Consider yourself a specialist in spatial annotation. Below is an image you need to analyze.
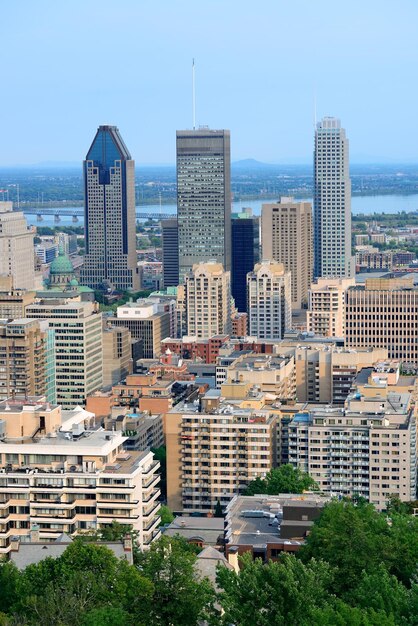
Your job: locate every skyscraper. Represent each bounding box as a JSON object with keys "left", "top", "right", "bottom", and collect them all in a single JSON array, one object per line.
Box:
[
  {"left": 177, "top": 129, "right": 231, "bottom": 280},
  {"left": 80, "top": 125, "right": 140, "bottom": 291},
  {"left": 262, "top": 198, "right": 313, "bottom": 309},
  {"left": 161, "top": 218, "right": 179, "bottom": 288},
  {"left": 314, "top": 117, "right": 354, "bottom": 278},
  {"left": 231, "top": 209, "right": 259, "bottom": 312}
]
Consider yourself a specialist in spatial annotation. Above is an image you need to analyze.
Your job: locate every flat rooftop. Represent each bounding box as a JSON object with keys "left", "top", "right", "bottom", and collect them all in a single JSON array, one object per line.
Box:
[
  {"left": 225, "top": 494, "right": 330, "bottom": 547},
  {"left": 0, "top": 397, "right": 58, "bottom": 413}
]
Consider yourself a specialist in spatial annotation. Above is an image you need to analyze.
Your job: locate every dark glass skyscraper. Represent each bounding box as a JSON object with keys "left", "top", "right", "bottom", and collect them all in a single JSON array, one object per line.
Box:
[
  {"left": 161, "top": 218, "right": 179, "bottom": 288},
  {"left": 80, "top": 125, "right": 140, "bottom": 291},
  {"left": 177, "top": 129, "right": 231, "bottom": 281},
  {"left": 231, "top": 210, "right": 259, "bottom": 312}
]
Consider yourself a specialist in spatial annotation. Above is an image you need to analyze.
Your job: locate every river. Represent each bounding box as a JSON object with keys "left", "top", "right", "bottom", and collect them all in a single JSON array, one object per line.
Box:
[{"left": 26, "top": 194, "right": 418, "bottom": 228}]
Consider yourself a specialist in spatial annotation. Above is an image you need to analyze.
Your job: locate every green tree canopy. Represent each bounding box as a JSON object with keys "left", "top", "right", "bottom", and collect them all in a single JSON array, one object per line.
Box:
[
  {"left": 136, "top": 535, "right": 216, "bottom": 626},
  {"left": 299, "top": 499, "right": 418, "bottom": 595},
  {"left": 243, "top": 464, "right": 318, "bottom": 496}
]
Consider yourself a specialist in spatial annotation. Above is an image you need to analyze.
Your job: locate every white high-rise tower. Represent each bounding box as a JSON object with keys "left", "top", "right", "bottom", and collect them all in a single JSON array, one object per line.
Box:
[{"left": 314, "top": 117, "right": 353, "bottom": 278}]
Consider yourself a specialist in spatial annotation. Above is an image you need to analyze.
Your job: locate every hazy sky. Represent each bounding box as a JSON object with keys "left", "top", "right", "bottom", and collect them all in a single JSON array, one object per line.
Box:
[{"left": 2, "top": 0, "right": 418, "bottom": 165}]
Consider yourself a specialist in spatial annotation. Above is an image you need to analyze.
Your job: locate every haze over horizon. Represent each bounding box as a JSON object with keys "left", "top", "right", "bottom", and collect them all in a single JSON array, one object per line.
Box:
[{"left": 2, "top": 0, "right": 418, "bottom": 166}]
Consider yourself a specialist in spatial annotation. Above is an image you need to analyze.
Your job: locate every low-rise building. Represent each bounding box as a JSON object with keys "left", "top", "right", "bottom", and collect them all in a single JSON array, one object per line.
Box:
[
  {"left": 161, "top": 335, "right": 229, "bottom": 364},
  {"left": 224, "top": 493, "right": 330, "bottom": 563}
]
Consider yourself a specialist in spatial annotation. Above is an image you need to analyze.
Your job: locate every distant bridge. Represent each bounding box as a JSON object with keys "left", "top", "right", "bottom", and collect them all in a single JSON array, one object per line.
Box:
[{"left": 21, "top": 208, "right": 174, "bottom": 221}]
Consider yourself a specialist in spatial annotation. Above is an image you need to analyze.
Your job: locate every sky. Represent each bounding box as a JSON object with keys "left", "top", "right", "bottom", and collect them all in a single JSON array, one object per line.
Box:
[{"left": 2, "top": 0, "right": 418, "bottom": 166}]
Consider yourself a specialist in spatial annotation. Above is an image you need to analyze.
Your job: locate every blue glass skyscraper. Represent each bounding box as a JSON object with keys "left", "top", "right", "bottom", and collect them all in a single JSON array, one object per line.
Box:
[{"left": 80, "top": 125, "right": 140, "bottom": 291}]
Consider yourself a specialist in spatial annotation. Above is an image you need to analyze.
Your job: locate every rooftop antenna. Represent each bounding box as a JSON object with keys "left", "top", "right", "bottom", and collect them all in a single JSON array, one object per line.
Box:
[
  {"left": 192, "top": 58, "right": 196, "bottom": 130},
  {"left": 313, "top": 89, "right": 317, "bottom": 128}
]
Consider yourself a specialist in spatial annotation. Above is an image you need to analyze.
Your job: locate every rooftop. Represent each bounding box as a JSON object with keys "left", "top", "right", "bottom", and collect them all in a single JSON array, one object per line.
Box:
[{"left": 225, "top": 494, "right": 330, "bottom": 547}]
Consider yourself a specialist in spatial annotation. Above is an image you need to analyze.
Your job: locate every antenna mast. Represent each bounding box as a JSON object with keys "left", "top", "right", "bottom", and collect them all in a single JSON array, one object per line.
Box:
[{"left": 192, "top": 58, "right": 196, "bottom": 130}]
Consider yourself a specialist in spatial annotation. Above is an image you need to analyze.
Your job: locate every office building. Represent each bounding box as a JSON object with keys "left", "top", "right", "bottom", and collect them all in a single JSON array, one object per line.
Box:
[
  {"left": 307, "top": 277, "right": 355, "bottom": 337},
  {"left": 26, "top": 300, "right": 103, "bottom": 409},
  {"left": 108, "top": 300, "right": 170, "bottom": 358},
  {"left": 231, "top": 209, "right": 259, "bottom": 312},
  {"left": 0, "top": 398, "right": 161, "bottom": 553},
  {"left": 285, "top": 380, "right": 417, "bottom": 510},
  {"left": 166, "top": 384, "right": 277, "bottom": 511},
  {"left": 161, "top": 218, "right": 179, "bottom": 288},
  {"left": 313, "top": 117, "right": 354, "bottom": 278},
  {"left": 261, "top": 198, "right": 312, "bottom": 309},
  {"left": 0, "top": 202, "right": 36, "bottom": 290},
  {"left": 247, "top": 261, "right": 291, "bottom": 340},
  {"left": 346, "top": 276, "right": 418, "bottom": 362},
  {"left": 177, "top": 129, "right": 231, "bottom": 280},
  {"left": 35, "top": 242, "right": 59, "bottom": 265},
  {"left": 185, "top": 262, "right": 231, "bottom": 339},
  {"left": 102, "top": 325, "right": 132, "bottom": 386},
  {"left": 80, "top": 125, "right": 140, "bottom": 291}
]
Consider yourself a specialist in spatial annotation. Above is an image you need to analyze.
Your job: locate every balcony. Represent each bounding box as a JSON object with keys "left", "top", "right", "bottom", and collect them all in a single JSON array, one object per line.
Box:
[
  {"left": 143, "top": 501, "right": 161, "bottom": 521},
  {"left": 143, "top": 513, "right": 160, "bottom": 533}
]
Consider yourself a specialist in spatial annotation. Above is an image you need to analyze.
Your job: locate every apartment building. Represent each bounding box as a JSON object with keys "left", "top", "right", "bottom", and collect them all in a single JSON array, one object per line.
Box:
[
  {"left": 185, "top": 262, "right": 232, "bottom": 339},
  {"left": 274, "top": 343, "right": 388, "bottom": 404},
  {"left": 261, "top": 198, "right": 313, "bottom": 309},
  {"left": 0, "top": 319, "right": 55, "bottom": 402},
  {"left": 26, "top": 300, "right": 103, "bottom": 409},
  {"left": 222, "top": 353, "right": 296, "bottom": 401},
  {"left": 247, "top": 261, "right": 292, "bottom": 340},
  {"left": 166, "top": 384, "right": 277, "bottom": 512},
  {"left": 285, "top": 383, "right": 416, "bottom": 510},
  {"left": 345, "top": 276, "right": 418, "bottom": 362},
  {"left": 307, "top": 277, "right": 355, "bottom": 337},
  {"left": 0, "top": 277, "right": 36, "bottom": 318},
  {"left": 355, "top": 250, "right": 393, "bottom": 272},
  {"left": 0, "top": 398, "right": 161, "bottom": 554}
]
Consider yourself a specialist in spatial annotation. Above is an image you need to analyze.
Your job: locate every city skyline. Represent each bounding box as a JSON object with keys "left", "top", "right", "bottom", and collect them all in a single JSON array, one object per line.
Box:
[{"left": 2, "top": 1, "right": 418, "bottom": 165}]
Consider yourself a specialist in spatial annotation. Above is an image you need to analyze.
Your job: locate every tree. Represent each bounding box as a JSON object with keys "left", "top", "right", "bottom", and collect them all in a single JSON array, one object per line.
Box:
[
  {"left": 243, "top": 464, "right": 318, "bottom": 496},
  {"left": 136, "top": 536, "right": 216, "bottom": 626},
  {"left": 214, "top": 500, "right": 223, "bottom": 518},
  {"left": 387, "top": 513, "right": 418, "bottom": 587},
  {"left": 0, "top": 562, "right": 20, "bottom": 615},
  {"left": 299, "top": 500, "right": 393, "bottom": 595},
  {"left": 346, "top": 566, "right": 411, "bottom": 622},
  {"left": 217, "top": 552, "right": 333, "bottom": 626},
  {"left": 81, "top": 607, "right": 132, "bottom": 626},
  {"left": 13, "top": 541, "right": 152, "bottom": 625},
  {"left": 159, "top": 504, "right": 174, "bottom": 526}
]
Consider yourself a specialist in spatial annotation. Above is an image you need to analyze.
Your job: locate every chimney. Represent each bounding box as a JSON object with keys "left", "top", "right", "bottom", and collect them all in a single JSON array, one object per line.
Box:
[
  {"left": 123, "top": 534, "right": 133, "bottom": 565},
  {"left": 227, "top": 546, "right": 240, "bottom": 573},
  {"left": 30, "top": 523, "right": 40, "bottom": 543}
]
